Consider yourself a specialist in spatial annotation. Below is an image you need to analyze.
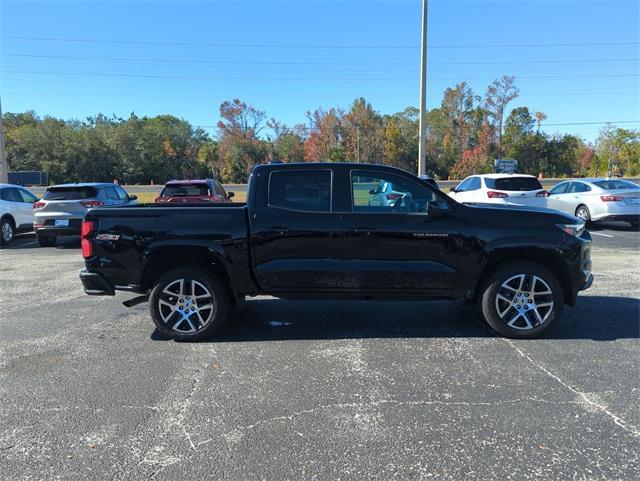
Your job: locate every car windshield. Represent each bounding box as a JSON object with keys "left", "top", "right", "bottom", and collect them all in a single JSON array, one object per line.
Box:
[
  {"left": 593, "top": 180, "right": 640, "bottom": 190},
  {"left": 485, "top": 177, "right": 543, "bottom": 191},
  {"left": 43, "top": 186, "right": 98, "bottom": 200},
  {"left": 161, "top": 184, "right": 209, "bottom": 197}
]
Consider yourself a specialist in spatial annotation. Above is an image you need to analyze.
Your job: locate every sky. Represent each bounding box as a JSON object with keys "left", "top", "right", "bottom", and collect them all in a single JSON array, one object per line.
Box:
[{"left": 1, "top": 0, "right": 638, "bottom": 142}]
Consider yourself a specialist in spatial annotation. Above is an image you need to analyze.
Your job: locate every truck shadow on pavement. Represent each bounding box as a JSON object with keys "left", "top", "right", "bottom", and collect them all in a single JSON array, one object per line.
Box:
[{"left": 151, "top": 296, "right": 639, "bottom": 343}]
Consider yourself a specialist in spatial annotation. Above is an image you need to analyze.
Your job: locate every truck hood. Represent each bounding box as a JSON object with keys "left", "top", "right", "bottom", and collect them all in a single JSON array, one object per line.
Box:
[{"left": 462, "top": 202, "right": 579, "bottom": 223}]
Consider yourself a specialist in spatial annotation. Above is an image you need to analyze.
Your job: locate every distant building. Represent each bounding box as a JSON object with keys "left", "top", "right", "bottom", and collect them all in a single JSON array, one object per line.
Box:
[{"left": 7, "top": 171, "right": 49, "bottom": 186}]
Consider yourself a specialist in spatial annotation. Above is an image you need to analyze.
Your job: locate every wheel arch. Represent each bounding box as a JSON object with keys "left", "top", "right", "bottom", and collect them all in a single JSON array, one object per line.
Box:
[
  {"left": 474, "top": 247, "right": 575, "bottom": 306},
  {"left": 1, "top": 213, "right": 16, "bottom": 228},
  {"left": 140, "top": 245, "right": 241, "bottom": 308}
]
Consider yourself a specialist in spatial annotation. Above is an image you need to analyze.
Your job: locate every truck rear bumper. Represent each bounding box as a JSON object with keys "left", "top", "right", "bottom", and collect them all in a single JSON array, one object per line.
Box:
[{"left": 80, "top": 269, "right": 115, "bottom": 295}]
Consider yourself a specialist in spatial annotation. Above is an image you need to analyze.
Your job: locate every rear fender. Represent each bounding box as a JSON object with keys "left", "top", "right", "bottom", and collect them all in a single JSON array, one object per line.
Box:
[{"left": 140, "top": 240, "right": 241, "bottom": 306}]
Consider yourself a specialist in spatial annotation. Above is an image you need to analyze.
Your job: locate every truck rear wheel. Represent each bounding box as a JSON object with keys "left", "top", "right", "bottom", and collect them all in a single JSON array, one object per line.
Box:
[
  {"left": 479, "top": 261, "right": 563, "bottom": 339},
  {"left": 149, "top": 267, "right": 229, "bottom": 341}
]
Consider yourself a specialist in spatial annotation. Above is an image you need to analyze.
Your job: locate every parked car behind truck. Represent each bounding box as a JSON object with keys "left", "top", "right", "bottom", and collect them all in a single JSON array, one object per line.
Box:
[
  {"left": 547, "top": 178, "right": 640, "bottom": 229},
  {"left": 79, "top": 163, "right": 593, "bottom": 341},
  {"left": 0, "top": 183, "right": 38, "bottom": 245},
  {"left": 34, "top": 183, "right": 137, "bottom": 246},
  {"left": 155, "top": 179, "right": 234, "bottom": 204}
]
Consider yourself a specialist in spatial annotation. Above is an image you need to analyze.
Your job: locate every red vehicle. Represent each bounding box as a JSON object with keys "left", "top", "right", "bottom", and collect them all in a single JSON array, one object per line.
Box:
[{"left": 155, "top": 179, "right": 234, "bottom": 204}]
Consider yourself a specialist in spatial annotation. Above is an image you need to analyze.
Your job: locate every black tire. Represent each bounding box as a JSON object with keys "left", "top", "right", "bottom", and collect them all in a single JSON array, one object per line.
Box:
[
  {"left": 0, "top": 217, "right": 15, "bottom": 246},
  {"left": 575, "top": 205, "right": 591, "bottom": 223},
  {"left": 149, "top": 267, "right": 229, "bottom": 341},
  {"left": 479, "top": 261, "right": 564, "bottom": 339},
  {"left": 37, "top": 234, "right": 56, "bottom": 247}
]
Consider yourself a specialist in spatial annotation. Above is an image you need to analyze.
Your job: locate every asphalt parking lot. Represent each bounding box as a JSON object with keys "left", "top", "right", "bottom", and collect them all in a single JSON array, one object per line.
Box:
[{"left": 1, "top": 225, "right": 638, "bottom": 480}]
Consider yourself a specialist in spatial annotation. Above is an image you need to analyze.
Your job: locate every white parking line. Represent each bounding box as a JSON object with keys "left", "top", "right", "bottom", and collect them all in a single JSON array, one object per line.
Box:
[{"left": 590, "top": 232, "right": 614, "bottom": 238}]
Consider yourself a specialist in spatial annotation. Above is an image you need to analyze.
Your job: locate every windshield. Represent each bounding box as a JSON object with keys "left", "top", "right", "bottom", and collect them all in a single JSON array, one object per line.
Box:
[
  {"left": 161, "top": 184, "right": 210, "bottom": 197},
  {"left": 593, "top": 180, "right": 640, "bottom": 190},
  {"left": 43, "top": 186, "right": 98, "bottom": 200},
  {"left": 485, "top": 177, "right": 543, "bottom": 191}
]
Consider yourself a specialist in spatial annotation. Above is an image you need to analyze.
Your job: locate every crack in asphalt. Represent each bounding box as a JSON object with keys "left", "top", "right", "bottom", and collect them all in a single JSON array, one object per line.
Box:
[
  {"left": 504, "top": 339, "right": 640, "bottom": 438},
  {"left": 194, "top": 395, "right": 592, "bottom": 447}
]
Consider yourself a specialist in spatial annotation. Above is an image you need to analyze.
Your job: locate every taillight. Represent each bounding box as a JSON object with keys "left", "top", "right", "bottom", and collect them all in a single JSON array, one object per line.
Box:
[
  {"left": 154, "top": 197, "right": 165, "bottom": 203},
  {"left": 536, "top": 190, "right": 549, "bottom": 197},
  {"left": 33, "top": 201, "right": 46, "bottom": 209},
  {"left": 81, "top": 220, "right": 95, "bottom": 258},
  {"left": 487, "top": 191, "right": 508, "bottom": 198},
  {"left": 386, "top": 193, "right": 404, "bottom": 200},
  {"left": 81, "top": 200, "right": 104, "bottom": 208},
  {"left": 600, "top": 195, "right": 623, "bottom": 202}
]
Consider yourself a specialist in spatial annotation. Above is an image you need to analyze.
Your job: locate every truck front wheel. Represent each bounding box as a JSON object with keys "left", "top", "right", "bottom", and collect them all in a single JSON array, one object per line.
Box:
[
  {"left": 149, "top": 267, "right": 229, "bottom": 341},
  {"left": 479, "top": 261, "right": 564, "bottom": 339}
]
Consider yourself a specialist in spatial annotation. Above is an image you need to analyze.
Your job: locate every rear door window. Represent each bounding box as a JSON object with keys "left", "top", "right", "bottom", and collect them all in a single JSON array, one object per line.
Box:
[
  {"left": 268, "top": 170, "right": 331, "bottom": 212},
  {"left": 485, "top": 177, "right": 542, "bottom": 191},
  {"left": 44, "top": 187, "right": 97, "bottom": 200},
  {"left": 567, "top": 182, "right": 591, "bottom": 193}
]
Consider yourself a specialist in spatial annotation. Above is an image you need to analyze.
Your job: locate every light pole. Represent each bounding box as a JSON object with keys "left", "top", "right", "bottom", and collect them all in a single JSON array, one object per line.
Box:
[
  {"left": 417, "top": 0, "right": 428, "bottom": 176},
  {"left": 0, "top": 96, "right": 7, "bottom": 183}
]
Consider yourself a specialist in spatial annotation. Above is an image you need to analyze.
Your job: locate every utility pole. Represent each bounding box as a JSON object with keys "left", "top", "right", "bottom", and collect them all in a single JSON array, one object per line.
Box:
[
  {"left": 0, "top": 96, "right": 7, "bottom": 183},
  {"left": 417, "top": 0, "right": 428, "bottom": 176}
]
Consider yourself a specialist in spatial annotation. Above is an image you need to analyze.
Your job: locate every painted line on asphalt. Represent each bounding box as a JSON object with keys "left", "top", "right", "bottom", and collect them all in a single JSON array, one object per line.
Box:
[{"left": 590, "top": 232, "right": 614, "bottom": 238}]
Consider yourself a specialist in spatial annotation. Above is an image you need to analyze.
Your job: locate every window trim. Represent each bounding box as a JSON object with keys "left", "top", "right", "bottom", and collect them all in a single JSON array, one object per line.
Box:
[{"left": 266, "top": 169, "right": 334, "bottom": 214}]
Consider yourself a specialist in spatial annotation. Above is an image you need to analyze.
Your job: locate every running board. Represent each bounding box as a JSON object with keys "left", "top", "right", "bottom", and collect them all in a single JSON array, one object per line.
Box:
[{"left": 122, "top": 295, "right": 149, "bottom": 308}]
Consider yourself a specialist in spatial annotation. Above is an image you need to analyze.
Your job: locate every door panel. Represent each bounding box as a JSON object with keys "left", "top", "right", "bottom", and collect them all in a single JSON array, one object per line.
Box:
[
  {"left": 342, "top": 170, "right": 460, "bottom": 293},
  {"left": 251, "top": 170, "right": 343, "bottom": 291}
]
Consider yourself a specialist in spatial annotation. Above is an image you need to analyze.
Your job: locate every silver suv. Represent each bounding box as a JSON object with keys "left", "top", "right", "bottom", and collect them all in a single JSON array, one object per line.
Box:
[{"left": 34, "top": 183, "right": 137, "bottom": 246}]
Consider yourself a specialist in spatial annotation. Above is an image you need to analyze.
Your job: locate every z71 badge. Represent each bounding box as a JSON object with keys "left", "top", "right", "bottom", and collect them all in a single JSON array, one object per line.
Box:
[{"left": 96, "top": 233, "right": 121, "bottom": 241}]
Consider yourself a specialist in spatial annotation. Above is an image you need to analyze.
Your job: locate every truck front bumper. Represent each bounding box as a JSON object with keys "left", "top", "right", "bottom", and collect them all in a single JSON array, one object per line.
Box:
[{"left": 80, "top": 269, "right": 115, "bottom": 295}]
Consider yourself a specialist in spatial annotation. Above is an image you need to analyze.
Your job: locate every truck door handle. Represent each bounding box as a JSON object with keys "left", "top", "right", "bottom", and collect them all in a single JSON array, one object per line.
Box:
[
  {"left": 267, "top": 226, "right": 289, "bottom": 234},
  {"left": 353, "top": 227, "right": 376, "bottom": 234}
]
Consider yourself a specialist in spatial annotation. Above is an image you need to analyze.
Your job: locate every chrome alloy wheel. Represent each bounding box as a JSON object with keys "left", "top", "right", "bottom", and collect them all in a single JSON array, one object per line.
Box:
[
  {"left": 1, "top": 222, "right": 14, "bottom": 243},
  {"left": 495, "top": 274, "right": 554, "bottom": 330},
  {"left": 158, "top": 279, "right": 216, "bottom": 333},
  {"left": 576, "top": 207, "right": 590, "bottom": 221}
]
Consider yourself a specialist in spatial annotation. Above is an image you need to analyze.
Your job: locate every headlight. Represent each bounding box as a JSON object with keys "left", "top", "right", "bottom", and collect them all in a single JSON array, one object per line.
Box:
[{"left": 557, "top": 222, "right": 585, "bottom": 237}]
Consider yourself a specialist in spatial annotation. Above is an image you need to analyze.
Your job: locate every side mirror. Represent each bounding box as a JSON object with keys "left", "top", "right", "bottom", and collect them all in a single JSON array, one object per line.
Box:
[
  {"left": 449, "top": 187, "right": 457, "bottom": 193},
  {"left": 427, "top": 200, "right": 450, "bottom": 218},
  {"left": 227, "top": 192, "right": 235, "bottom": 199},
  {"left": 368, "top": 188, "right": 376, "bottom": 195},
  {"left": 128, "top": 195, "right": 138, "bottom": 201}
]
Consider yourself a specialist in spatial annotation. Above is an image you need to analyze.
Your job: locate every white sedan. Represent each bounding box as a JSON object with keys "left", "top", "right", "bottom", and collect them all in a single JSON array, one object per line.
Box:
[
  {"left": 547, "top": 178, "right": 640, "bottom": 228},
  {"left": 448, "top": 174, "right": 548, "bottom": 208},
  {"left": 0, "top": 183, "right": 39, "bottom": 245}
]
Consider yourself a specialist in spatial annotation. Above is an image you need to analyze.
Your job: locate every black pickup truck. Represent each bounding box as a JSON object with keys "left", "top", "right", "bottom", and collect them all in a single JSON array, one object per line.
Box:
[{"left": 80, "top": 163, "right": 593, "bottom": 340}]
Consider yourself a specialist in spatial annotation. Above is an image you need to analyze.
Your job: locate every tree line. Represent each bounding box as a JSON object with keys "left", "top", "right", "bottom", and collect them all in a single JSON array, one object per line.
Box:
[{"left": 3, "top": 75, "right": 639, "bottom": 184}]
